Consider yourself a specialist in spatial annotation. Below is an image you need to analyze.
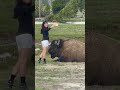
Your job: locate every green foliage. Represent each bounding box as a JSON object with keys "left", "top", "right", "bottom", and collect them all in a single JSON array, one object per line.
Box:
[
  {"left": 45, "top": 14, "right": 54, "bottom": 21},
  {"left": 44, "top": 4, "right": 51, "bottom": 15},
  {"left": 58, "top": 0, "right": 81, "bottom": 19},
  {"left": 36, "top": 0, "right": 85, "bottom": 22},
  {"left": 35, "top": 0, "right": 51, "bottom": 17},
  {"left": 45, "top": 14, "right": 63, "bottom": 22},
  {"left": 41, "top": 0, "right": 49, "bottom": 4},
  {"left": 53, "top": 14, "right": 63, "bottom": 22},
  {"left": 79, "top": 0, "right": 85, "bottom": 11},
  {"left": 35, "top": 0, "right": 39, "bottom": 17},
  {"left": 44, "top": 0, "right": 85, "bottom": 21},
  {"left": 52, "top": 0, "right": 70, "bottom": 14}
]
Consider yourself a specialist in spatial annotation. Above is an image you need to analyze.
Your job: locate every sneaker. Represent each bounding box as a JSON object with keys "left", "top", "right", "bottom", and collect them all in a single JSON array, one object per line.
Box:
[
  {"left": 20, "top": 82, "right": 28, "bottom": 89},
  {"left": 8, "top": 80, "right": 14, "bottom": 88},
  {"left": 38, "top": 59, "right": 41, "bottom": 64},
  {"left": 44, "top": 60, "right": 46, "bottom": 64}
]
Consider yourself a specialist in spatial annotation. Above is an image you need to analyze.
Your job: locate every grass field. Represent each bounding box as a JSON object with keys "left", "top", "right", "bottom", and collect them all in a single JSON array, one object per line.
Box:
[
  {"left": 35, "top": 24, "right": 85, "bottom": 90},
  {"left": 35, "top": 24, "right": 85, "bottom": 42},
  {"left": 35, "top": 57, "right": 85, "bottom": 90}
]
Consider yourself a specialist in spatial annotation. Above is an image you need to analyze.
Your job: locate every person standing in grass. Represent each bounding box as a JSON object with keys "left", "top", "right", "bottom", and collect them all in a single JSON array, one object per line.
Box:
[
  {"left": 8, "top": 0, "right": 34, "bottom": 89},
  {"left": 38, "top": 21, "right": 58, "bottom": 64}
]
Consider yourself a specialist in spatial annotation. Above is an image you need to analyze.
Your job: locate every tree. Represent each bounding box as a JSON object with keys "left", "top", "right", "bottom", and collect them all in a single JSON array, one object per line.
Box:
[
  {"left": 58, "top": 0, "right": 79, "bottom": 18},
  {"left": 35, "top": 0, "right": 39, "bottom": 17},
  {"left": 52, "top": 0, "right": 70, "bottom": 14},
  {"left": 79, "top": 0, "right": 85, "bottom": 11},
  {"left": 44, "top": 4, "right": 51, "bottom": 16},
  {"left": 35, "top": 0, "right": 51, "bottom": 17}
]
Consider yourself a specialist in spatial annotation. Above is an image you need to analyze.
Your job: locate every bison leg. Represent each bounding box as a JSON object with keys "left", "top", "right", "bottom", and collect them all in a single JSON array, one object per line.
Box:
[{"left": 59, "top": 56, "right": 64, "bottom": 62}]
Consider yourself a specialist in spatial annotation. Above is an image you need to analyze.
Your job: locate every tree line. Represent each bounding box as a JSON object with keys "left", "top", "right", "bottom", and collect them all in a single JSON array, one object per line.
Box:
[{"left": 35, "top": 0, "right": 85, "bottom": 21}]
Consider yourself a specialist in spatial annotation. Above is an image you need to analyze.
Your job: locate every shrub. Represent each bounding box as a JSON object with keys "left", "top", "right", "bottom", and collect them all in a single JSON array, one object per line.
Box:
[{"left": 45, "top": 14, "right": 54, "bottom": 21}]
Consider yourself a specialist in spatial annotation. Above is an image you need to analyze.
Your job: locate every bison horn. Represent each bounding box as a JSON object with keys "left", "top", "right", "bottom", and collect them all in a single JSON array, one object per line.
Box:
[
  {"left": 55, "top": 41, "right": 58, "bottom": 45},
  {"left": 54, "top": 40, "right": 60, "bottom": 46},
  {"left": 57, "top": 40, "right": 60, "bottom": 46}
]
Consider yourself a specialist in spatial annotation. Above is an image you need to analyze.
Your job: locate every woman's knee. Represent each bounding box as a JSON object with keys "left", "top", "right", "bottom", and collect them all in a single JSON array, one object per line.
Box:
[{"left": 18, "top": 56, "right": 28, "bottom": 64}]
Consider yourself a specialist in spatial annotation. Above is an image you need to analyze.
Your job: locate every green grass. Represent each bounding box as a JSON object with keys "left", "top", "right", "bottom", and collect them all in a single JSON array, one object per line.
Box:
[
  {"left": 63, "top": 17, "right": 85, "bottom": 22},
  {"left": 35, "top": 24, "right": 85, "bottom": 90},
  {"left": 35, "top": 17, "right": 85, "bottom": 22},
  {"left": 35, "top": 87, "right": 47, "bottom": 90},
  {"left": 35, "top": 24, "right": 85, "bottom": 42},
  {"left": 35, "top": 56, "right": 85, "bottom": 90}
]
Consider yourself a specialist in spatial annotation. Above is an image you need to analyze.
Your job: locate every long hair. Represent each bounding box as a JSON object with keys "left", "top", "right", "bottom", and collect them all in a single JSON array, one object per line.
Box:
[{"left": 41, "top": 21, "right": 48, "bottom": 34}]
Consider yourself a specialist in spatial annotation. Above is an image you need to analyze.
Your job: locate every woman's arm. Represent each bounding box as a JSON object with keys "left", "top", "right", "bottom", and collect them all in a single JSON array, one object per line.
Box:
[
  {"left": 41, "top": 29, "right": 43, "bottom": 34},
  {"left": 48, "top": 28, "right": 51, "bottom": 30},
  {"left": 50, "top": 22, "right": 59, "bottom": 28},
  {"left": 50, "top": 24, "right": 55, "bottom": 28}
]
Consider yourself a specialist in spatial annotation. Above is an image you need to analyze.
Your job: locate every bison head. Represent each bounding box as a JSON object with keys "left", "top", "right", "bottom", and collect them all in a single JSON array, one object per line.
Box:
[{"left": 48, "top": 39, "right": 64, "bottom": 59}]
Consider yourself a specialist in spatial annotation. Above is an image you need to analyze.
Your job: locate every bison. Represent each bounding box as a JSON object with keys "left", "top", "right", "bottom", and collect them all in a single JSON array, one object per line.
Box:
[
  {"left": 86, "top": 31, "right": 120, "bottom": 85},
  {"left": 48, "top": 39, "right": 85, "bottom": 62}
]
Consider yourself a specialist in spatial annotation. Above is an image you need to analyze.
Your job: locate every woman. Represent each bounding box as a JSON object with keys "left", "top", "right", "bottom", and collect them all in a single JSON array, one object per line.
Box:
[
  {"left": 38, "top": 21, "right": 57, "bottom": 64},
  {"left": 8, "top": 0, "right": 34, "bottom": 89}
]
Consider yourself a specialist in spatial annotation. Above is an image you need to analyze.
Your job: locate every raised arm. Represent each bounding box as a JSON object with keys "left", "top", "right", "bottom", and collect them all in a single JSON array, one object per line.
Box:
[{"left": 50, "top": 22, "right": 59, "bottom": 28}]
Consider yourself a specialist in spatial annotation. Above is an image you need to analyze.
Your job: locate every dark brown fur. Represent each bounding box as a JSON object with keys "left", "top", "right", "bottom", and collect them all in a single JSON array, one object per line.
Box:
[
  {"left": 86, "top": 31, "right": 120, "bottom": 85},
  {"left": 49, "top": 39, "right": 85, "bottom": 62}
]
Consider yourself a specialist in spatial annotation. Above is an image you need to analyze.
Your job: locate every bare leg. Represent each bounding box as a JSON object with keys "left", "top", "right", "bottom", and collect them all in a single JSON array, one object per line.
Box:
[
  {"left": 19, "top": 48, "right": 31, "bottom": 77},
  {"left": 8, "top": 48, "right": 31, "bottom": 88},
  {"left": 38, "top": 50, "right": 43, "bottom": 63},
  {"left": 11, "top": 49, "right": 21, "bottom": 75},
  {"left": 11, "top": 62, "right": 20, "bottom": 75},
  {"left": 38, "top": 47, "right": 44, "bottom": 63},
  {"left": 42, "top": 47, "right": 48, "bottom": 64},
  {"left": 42, "top": 47, "right": 47, "bottom": 59},
  {"left": 38, "top": 47, "right": 48, "bottom": 64},
  {"left": 11, "top": 48, "right": 30, "bottom": 76},
  {"left": 39, "top": 50, "right": 43, "bottom": 58}
]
